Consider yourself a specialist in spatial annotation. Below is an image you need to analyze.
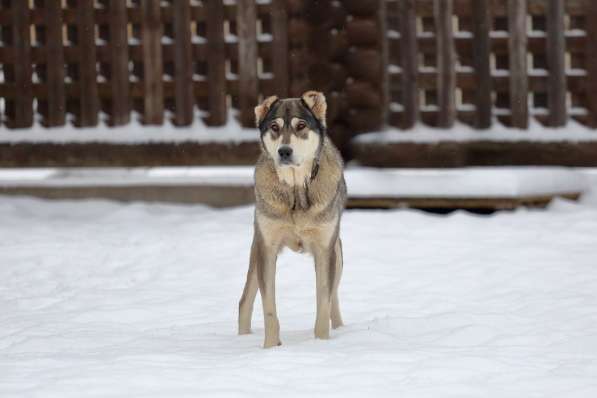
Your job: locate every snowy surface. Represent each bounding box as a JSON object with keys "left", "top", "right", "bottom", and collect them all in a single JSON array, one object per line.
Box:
[
  {"left": 1, "top": 190, "right": 597, "bottom": 397},
  {"left": 0, "top": 115, "right": 260, "bottom": 144},
  {"left": 0, "top": 166, "right": 589, "bottom": 198},
  {"left": 2, "top": 117, "right": 596, "bottom": 144},
  {"left": 356, "top": 119, "right": 597, "bottom": 143}
]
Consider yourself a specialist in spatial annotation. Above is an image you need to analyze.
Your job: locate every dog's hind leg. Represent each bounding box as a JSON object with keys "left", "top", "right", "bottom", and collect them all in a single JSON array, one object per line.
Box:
[
  {"left": 330, "top": 238, "right": 344, "bottom": 329},
  {"left": 238, "top": 238, "right": 259, "bottom": 335}
]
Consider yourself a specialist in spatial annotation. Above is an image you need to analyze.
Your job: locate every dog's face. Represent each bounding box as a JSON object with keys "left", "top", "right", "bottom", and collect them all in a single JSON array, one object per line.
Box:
[{"left": 255, "top": 91, "right": 327, "bottom": 168}]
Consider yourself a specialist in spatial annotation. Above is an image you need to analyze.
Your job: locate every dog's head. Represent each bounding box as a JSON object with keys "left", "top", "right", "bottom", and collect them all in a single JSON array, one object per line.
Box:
[{"left": 255, "top": 91, "right": 327, "bottom": 168}]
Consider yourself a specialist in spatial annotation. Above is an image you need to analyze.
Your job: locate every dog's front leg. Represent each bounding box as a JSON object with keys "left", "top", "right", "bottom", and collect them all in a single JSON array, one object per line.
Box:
[
  {"left": 313, "top": 247, "right": 332, "bottom": 339},
  {"left": 256, "top": 240, "right": 281, "bottom": 348},
  {"left": 238, "top": 236, "right": 260, "bottom": 335}
]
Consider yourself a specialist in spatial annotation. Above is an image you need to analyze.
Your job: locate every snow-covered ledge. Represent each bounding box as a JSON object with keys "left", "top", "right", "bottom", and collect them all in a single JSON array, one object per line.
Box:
[{"left": 0, "top": 166, "right": 589, "bottom": 199}]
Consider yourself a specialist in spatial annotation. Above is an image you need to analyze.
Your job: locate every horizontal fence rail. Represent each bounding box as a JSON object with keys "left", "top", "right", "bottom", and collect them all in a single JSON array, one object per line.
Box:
[{"left": 0, "top": 0, "right": 596, "bottom": 135}]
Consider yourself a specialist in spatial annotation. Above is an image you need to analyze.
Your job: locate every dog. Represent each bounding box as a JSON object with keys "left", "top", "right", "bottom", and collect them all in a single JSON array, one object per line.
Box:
[{"left": 238, "top": 91, "right": 347, "bottom": 348}]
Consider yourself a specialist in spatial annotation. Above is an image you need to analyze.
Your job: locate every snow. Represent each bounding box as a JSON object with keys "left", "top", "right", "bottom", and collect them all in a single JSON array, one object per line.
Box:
[
  {"left": 0, "top": 114, "right": 260, "bottom": 144},
  {"left": 356, "top": 119, "right": 597, "bottom": 143},
  {"left": 0, "top": 167, "right": 588, "bottom": 199},
  {"left": 1, "top": 183, "right": 597, "bottom": 397}
]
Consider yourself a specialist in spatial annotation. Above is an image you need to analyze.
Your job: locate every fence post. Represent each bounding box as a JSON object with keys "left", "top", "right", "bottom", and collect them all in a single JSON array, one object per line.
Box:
[
  {"left": 45, "top": 0, "right": 65, "bottom": 127},
  {"left": 141, "top": 0, "right": 164, "bottom": 125},
  {"left": 472, "top": 0, "right": 492, "bottom": 129},
  {"left": 546, "top": 0, "right": 567, "bottom": 127},
  {"left": 400, "top": 0, "right": 419, "bottom": 129},
  {"left": 508, "top": 0, "right": 529, "bottom": 129},
  {"left": 173, "top": 0, "right": 194, "bottom": 126},
  {"left": 109, "top": 0, "right": 130, "bottom": 126},
  {"left": 237, "top": 0, "right": 259, "bottom": 127},
  {"left": 11, "top": 0, "right": 33, "bottom": 128},
  {"left": 434, "top": 0, "right": 456, "bottom": 128},
  {"left": 586, "top": 0, "right": 597, "bottom": 128},
  {"left": 206, "top": 0, "right": 227, "bottom": 126},
  {"left": 77, "top": 0, "right": 99, "bottom": 127},
  {"left": 271, "top": 0, "right": 289, "bottom": 98}
]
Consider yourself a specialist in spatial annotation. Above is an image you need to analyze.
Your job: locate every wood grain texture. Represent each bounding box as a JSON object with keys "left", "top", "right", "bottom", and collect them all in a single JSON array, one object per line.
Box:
[
  {"left": 237, "top": 0, "right": 259, "bottom": 127},
  {"left": 434, "top": 0, "right": 456, "bottom": 128},
  {"left": 471, "top": 0, "right": 492, "bottom": 129},
  {"left": 508, "top": 0, "right": 529, "bottom": 128}
]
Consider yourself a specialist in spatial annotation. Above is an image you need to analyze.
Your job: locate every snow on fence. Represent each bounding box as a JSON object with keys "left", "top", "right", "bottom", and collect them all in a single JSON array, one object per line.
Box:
[{"left": 0, "top": 0, "right": 596, "bottom": 138}]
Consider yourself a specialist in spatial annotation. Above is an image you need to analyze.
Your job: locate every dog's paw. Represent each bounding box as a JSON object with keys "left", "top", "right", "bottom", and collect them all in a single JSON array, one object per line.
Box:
[{"left": 263, "top": 339, "right": 282, "bottom": 349}]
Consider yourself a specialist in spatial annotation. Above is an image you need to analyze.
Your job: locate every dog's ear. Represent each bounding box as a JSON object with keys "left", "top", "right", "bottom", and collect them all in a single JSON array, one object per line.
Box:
[
  {"left": 301, "top": 91, "right": 327, "bottom": 126},
  {"left": 254, "top": 96, "right": 278, "bottom": 127}
]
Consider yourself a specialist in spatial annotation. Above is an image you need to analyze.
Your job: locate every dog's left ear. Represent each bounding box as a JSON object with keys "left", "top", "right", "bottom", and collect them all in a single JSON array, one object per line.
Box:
[{"left": 302, "top": 91, "right": 327, "bottom": 126}]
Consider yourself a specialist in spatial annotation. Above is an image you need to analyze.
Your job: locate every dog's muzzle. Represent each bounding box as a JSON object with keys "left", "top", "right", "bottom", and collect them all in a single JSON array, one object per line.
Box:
[{"left": 278, "top": 146, "right": 293, "bottom": 165}]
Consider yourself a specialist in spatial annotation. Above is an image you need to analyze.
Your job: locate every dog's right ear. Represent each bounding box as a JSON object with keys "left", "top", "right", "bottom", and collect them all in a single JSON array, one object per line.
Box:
[{"left": 254, "top": 96, "right": 278, "bottom": 127}]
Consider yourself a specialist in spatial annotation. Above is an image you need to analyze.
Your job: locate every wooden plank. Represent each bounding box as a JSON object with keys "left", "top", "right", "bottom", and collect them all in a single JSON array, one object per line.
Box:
[
  {"left": 270, "top": 0, "right": 288, "bottom": 98},
  {"left": 378, "top": 0, "right": 389, "bottom": 126},
  {"left": 11, "top": 0, "right": 33, "bottom": 128},
  {"left": 434, "top": 0, "right": 456, "bottom": 128},
  {"left": 44, "top": 0, "right": 65, "bottom": 127},
  {"left": 108, "top": 0, "right": 130, "bottom": 126},
  {"left": 586, "top": 0, "right": 597, "bottom": 128},
  {"left": 508, "top": 0, "right": 529, "bottom": 128},
  {"left": 77, "top": 0, "right": 99, "bottom": 127},
  {"left": 237, "top": 0, "right": 259, "bottom": 127},
  {"left": 546, "top": 0, "right": 567, "bottom": 127},
  {"left": 471, "top": 0, "right": 492, "bottom": 129},
  {"left": 399, "top": 0, "right": 419, "bottom": 129},
  {"left": 141, "top": 0, "right": 164, "bottom": 125},
  {"left": 205, "top": 0, "right": 227, "bottom": 125},
  {"left": 172, "top": 0, "right": 194, "bottom": 126}
]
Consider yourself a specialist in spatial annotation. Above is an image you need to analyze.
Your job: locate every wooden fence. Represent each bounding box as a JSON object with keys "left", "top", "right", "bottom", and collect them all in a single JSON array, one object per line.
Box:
[
  {"left": 0, "top": 0, "right": 596, "bottom": 141},
  {"left": 383, "top": 0, "right": 597, "bottom": 130}
]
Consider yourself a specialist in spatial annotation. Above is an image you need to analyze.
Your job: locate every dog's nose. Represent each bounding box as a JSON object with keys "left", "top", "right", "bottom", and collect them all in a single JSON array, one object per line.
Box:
[{"left": 278, "top": 146, "right": 293, "bottom": 161}]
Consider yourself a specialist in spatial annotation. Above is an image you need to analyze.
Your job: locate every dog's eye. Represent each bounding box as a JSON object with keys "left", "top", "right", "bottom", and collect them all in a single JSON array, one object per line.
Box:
[
  {"left": 270, "top": 123, "right": 279, "bottom": 133},
  {"left": 296, "top": 121, "right": 306, "bottom": 131}
]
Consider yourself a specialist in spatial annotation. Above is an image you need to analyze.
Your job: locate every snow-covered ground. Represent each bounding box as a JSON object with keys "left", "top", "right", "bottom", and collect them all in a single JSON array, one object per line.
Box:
[{"left": 1, "top": 189, "right": 597, "bottom": 397}]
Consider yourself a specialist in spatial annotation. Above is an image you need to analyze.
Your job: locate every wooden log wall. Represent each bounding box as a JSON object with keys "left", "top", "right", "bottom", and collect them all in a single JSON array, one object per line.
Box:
[{"left": 383, "top": 0, "right": 596, "bottom": 129}]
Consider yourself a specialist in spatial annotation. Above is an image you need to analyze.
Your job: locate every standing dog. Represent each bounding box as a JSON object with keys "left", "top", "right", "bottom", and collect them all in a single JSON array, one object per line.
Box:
[{"left": 238, "top": 91, "right": 347, "bottom": 348}]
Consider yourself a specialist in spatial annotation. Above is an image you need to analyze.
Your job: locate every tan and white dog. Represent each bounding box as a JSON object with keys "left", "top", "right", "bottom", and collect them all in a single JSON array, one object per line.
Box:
[{"left": 238, "top": 91, "right": 347, "bottom": 348}]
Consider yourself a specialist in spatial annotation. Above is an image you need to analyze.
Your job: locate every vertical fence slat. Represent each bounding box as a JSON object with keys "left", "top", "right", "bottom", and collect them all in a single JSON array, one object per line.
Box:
[
  {"left": 271, "top": 0, "right": 288, "bottom": 98},
  {"left": 206, "top": 0, "right": 227, "bottom": 126},
  {"left": 472, "top": 0, "right": 492, "bottom": 129},
  {"left": 434, "top": 0, "right": 456, "bottom": 128},
  {"left": 588, "top": 0, "right": 597, "bottom": 128},
  {"left": 12, "top": 0, "right": 33, "bottom": 128},
  {"left": 399, "top": 0, "right": 419, "bottom": 129},
  {"left": 508, "top": 0, "right": 529, "bottom": 129},
  {"left": 173, "top": 0, "right": 193, "bottom": 126},
  {"left": 109, "top": 0, "right": 130, "bottom": 126},
  {"left": 77, "top": 0, "right": 99, "bottom": 127},
  {"left": 546, "top": 0, "right": 567, "bottom": 127},
  {"left": 237, "top": 0, "right": 259, "bottom": 127},
  {"left": 45, "top": 0, "right": 65, "bottom": 127},
  {"left": 141, "top": 0, "right": 164, "bottom": 125}
]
